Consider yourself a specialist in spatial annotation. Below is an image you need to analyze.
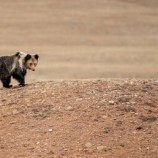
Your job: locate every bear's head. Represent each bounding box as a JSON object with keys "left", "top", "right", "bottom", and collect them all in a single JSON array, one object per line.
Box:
[
  {"left": 24, "top": 54, "right": 39, "bottom": 71},
  {"left": 16, "top": 52, "right": 39, "bottom": 71}
]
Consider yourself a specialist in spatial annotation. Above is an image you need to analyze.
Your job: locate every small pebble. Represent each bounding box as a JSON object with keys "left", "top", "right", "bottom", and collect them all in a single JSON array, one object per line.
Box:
[
  {"left": 102, "top": 115, "right": 108, "bottom": 119},
  {"left": 9, "top": 121, "right": 16, "bottom": 124},
  {"left": 48, "top": 129, "right": 53, "bottom": 132},
  {"left": 97, "top": 146, "right": 107, "bottom": 152},
  {"left": 76, "top": 98, "right": 83, "bottom": 101},
  {"left": 12, "top": 109, "right": 19, "bottom": 115},
  {"left": 85, "top": 142, "right": 92, "bottom": 148},
  {"left": 109, "top": 100, "right": 115, "bottom": 105},
  {"left": 65, "top": 106, "right": 73, "bottom": 111},
  {"left": 131, "top": 102, "right": 136, "bottom": 105}
]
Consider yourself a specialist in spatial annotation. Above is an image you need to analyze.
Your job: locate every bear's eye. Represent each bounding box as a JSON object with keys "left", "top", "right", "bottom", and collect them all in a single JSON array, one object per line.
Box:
[{"left": 30, "top": 63, "right": 33, "bottom": 66}]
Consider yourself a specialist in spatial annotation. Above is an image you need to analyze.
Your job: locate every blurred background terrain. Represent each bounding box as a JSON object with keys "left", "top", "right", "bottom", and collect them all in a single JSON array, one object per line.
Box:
[{"left": 0, "top": 0, "right": 158, "bottom": 83}]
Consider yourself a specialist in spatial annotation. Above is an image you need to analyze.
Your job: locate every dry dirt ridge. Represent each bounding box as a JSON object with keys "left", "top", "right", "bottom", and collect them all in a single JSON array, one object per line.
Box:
[{"left": 0, "top": 79, "right": 158, "bottom": 158}]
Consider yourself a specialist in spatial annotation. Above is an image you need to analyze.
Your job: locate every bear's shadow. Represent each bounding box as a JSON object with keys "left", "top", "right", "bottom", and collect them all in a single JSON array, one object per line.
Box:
[{"left": 0, "top": 84, "right": 29, "bottom": 90}]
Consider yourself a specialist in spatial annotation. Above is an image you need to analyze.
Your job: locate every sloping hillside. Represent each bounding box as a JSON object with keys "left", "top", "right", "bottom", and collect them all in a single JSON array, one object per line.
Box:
[{"left": 0, "top": 80, "right": 157, "bottom": 158}]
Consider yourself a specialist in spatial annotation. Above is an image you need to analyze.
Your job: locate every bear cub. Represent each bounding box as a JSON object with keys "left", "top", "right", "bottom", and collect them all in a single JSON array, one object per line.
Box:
[{"left": 0, "top": 52, "right": 39, "bottom": 88}]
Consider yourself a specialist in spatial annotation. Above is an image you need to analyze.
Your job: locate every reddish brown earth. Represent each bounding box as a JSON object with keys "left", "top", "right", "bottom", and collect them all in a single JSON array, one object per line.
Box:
[{"left": 0, "top": 79, "right": 158, "bottom": 158}]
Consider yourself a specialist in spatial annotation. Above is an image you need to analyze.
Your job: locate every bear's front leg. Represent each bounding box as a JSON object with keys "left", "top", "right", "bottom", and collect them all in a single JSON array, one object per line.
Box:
[{"left": 12, "top": 73, "right": 25, "bottom": 86}]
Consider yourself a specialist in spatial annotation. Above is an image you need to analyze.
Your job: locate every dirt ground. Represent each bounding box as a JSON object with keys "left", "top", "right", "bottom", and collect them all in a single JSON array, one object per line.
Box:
[{"left": 0, "top": 80, "right": 158, "bottom": 158}]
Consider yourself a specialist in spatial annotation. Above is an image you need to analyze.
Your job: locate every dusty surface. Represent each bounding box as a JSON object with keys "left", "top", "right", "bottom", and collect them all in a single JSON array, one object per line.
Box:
[
  {"left": 0, "top": 1, "right": 158, "bottom": 157},
  {"left": 0, "top": 79, "right": 158, "bottom": 158},
  {"left": 0, "top": 0, "right": 158, "bottom": 81}
]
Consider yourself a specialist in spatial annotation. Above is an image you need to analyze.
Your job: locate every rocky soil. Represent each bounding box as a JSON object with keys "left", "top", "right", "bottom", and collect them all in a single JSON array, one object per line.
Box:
[{"left": 0, "top": 79, "right": 158, "bottom": 158}]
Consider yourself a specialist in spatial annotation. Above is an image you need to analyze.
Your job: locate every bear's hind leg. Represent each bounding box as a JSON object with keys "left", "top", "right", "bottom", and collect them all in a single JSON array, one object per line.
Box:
[{"left": 1, "top": 76, "right": 12, "bottom": 88}]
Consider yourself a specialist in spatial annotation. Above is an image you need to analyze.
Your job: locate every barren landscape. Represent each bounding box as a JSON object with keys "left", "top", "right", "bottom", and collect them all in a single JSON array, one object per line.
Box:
[
  {"left": 0, "top": 80, "right": 158, "bottom": 158},
  {"left": 0, "top": 0, "right": 158, "bottom": 158}
]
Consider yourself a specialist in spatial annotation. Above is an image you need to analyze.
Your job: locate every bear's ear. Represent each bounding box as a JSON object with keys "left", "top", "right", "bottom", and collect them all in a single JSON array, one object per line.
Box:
[
  {"left": 34, "top": 54, "right": 39, "bottom": 60},
  {"left": 15, "top": 52, "right": 20, "bottom": 58},
  {"left": 25, "top": 54, "right": 31, "bottom": 61}
]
